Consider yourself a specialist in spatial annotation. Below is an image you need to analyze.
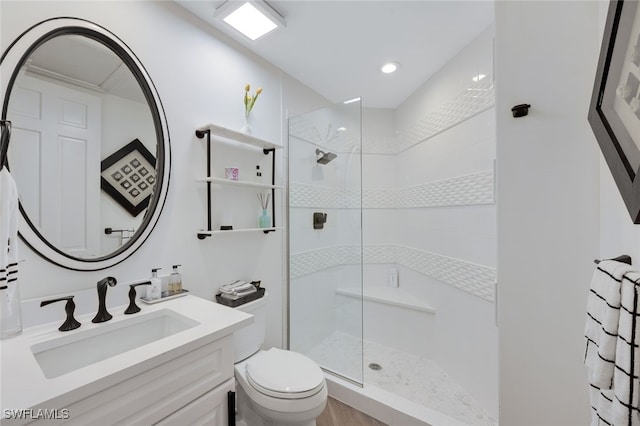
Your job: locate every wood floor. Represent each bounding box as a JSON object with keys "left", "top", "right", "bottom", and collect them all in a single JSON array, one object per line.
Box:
[{"left": 317, "top": 397, "right": 388, "bottom": 426}]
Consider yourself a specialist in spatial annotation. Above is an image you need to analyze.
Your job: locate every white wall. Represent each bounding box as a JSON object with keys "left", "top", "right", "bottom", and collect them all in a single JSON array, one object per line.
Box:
[
  {"left": 0, "top": 0, "right": 326, "bottom": 351},
  {"left": 495, "top": 1, "right": 601, "bottom": 424}
]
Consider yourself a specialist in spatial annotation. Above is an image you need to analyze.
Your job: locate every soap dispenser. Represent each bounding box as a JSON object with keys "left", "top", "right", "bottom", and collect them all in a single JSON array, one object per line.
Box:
[
  {"left": 170, "top": 264, "right": 182, "bottom": 295},
  {"left": 147, "top": 268, "right": 162, "bottom": 301}
]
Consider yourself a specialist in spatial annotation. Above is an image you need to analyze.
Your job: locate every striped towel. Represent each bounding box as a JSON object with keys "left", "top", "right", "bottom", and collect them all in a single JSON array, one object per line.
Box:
[
  {"left": 0, "top": 167, "right": 21, "bottom": 336},
  {"left": 585, "top": 260, "right": 636, "bottom": 425},
  {"left": 611, "top": 271, "right": 640, "bottom": 426},
  {"left": 0, "top": 167, "right": 19, "bottom": 287}
]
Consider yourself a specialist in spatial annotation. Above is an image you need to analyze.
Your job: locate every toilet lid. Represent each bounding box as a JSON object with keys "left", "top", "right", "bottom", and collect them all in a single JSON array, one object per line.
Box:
[{"left": 246, "top": 348, "right": 325, "bottom": 399}]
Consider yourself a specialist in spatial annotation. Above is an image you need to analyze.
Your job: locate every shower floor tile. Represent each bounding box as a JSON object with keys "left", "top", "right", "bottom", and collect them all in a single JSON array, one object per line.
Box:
[{"left": 305, "top": 332, "right": 497, "bottom": 426}]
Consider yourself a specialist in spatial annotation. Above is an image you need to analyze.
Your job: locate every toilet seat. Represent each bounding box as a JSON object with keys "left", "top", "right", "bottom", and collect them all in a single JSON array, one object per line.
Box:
[{"left": 245, "top": 348, "right": 325, "bottom": 399}]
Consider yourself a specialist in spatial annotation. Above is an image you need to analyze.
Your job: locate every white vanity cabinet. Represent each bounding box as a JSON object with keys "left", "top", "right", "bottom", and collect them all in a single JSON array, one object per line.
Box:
[
  {"left": 155, "top": 378, "right": 235, "bottom": 426},
  {"left": 1, "top": 296, "right": 251, "bottom": 426},
  {"left": 55, "top": 336, "right": 235, "bottom": 426}
]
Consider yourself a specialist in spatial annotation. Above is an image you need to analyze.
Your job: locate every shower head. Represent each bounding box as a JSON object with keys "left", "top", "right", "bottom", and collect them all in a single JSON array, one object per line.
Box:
[{"left": 316, "top": 149, "right": 337, "bottom": 165}]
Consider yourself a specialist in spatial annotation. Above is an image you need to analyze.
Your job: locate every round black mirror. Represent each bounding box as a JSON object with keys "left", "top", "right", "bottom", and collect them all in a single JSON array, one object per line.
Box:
[{"left": 1, "top": 18, "right": 170, "bottom": 271}]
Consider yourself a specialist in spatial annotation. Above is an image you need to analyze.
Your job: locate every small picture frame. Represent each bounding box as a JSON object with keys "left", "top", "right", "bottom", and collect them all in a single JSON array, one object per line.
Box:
[
  {"left": 101, "top": 139, "right": 156, "bottom": 216},
  {"left": 589, "top": 0, "right": 640, "bottom": 223}
]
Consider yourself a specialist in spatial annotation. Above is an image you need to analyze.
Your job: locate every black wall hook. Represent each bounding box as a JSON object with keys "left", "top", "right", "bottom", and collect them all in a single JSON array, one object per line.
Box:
[{"left": 511, "top": 104, "right": 531, "bottom": 118}]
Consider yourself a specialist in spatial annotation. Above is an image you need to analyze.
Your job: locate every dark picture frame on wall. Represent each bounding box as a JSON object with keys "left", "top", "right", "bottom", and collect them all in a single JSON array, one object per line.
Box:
[
  {"left": 101, "top": 138, "right": 156, "bottom": 217},
  {"left": 588, "top": 0, "right": 640, "bottom": 224}
]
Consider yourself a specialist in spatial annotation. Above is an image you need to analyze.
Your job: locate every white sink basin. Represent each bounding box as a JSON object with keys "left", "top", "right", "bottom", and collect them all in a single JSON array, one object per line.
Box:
[{"left": 31, "top": 309, "right": 199, "bottom": 379}]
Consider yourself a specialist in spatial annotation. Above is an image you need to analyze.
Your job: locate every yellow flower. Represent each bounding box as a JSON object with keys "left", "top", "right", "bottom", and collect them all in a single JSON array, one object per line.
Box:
[{"left": 244, "top": 84, "right": 263, "bottom": 115}]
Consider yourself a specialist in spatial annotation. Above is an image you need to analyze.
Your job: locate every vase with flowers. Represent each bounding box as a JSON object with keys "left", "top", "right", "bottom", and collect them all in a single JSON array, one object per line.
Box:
[{"left": 241, "top": 83, "right": 262, "bottom": 134}]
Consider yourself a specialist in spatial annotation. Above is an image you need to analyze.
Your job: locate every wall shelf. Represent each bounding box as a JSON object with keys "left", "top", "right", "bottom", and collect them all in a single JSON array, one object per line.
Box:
[
  {"left": 195, "top": 124, "right": 280, "bottom": 239},
  {"left": 196, "top": 177, "right": 283, "bottom": 190},
  {"left": 196, "top": 123, "right": 283, "bottom": 151},
  {"left": 197, "top": 227, "right": 283, "bottom": 239}
]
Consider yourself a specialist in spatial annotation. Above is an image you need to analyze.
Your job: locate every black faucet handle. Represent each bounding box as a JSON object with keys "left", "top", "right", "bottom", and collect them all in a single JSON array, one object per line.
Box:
[
  {"left": 98, "top": 276, "right": 117, "bottom": 287},
  {"left": 40, "top": 296, "right": 81, "bottom": 332},
  {"left": 124, "top": 282, "right": 151, "bottom": 315}
]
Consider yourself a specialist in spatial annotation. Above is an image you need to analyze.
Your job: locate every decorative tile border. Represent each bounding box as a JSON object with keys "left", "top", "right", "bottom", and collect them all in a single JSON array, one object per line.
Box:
[
  {"left": 397, "top": 170, "right": 495, "bottom": 208},
  {"left": 290, "top": 244, "right": 496, "bottom": 302},
  {"left": 288, "top": 79, "right": 495, "bottom": 156},
  {"left": 394, "top": 246, "right": 495, "bottom": 302},
  {"left": 397, "top": 79, "right": 495, "bottom": 153},
  {"left": 290, "top": 170, "right": 495, "bottom": 209},
  {"left": 289, "top": 246, "right": 339, "bottom": 278}
]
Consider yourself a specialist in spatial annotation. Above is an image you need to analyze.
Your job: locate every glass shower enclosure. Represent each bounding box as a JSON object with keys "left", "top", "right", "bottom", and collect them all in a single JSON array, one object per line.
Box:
[{"left": 288, "top": 99, "right": 363, "bottom": 384}]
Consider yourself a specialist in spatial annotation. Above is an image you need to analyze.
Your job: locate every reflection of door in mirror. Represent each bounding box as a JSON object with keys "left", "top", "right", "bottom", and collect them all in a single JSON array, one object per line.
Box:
[
  {"left": 6, "top": 33, "right": 156, "bottom": 259},
  {"left": 9, "top": 75, "right": 101, "bottom": 257}
]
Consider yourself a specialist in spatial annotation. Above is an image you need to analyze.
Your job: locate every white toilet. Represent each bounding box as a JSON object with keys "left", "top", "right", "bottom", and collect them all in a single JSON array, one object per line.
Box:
[{"left": 231, "top": 293, "right": 328, "bottom": 426}]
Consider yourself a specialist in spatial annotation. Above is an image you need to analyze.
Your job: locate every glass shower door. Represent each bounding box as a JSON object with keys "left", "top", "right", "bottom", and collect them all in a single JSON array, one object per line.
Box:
[{"left": 288, "top": 99, "right": 363, "bottom": 384}]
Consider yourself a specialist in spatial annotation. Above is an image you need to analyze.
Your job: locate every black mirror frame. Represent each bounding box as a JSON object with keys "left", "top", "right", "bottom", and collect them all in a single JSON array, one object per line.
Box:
[
  {"left": 0, "top": 18, "right": 171, "bottom": 270},
  {"left": 588, "top": 0, "right": 640, "bottom": 224}
]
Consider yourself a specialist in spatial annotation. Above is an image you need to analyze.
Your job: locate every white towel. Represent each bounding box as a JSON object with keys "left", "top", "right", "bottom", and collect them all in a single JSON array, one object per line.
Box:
[
  {"left": 218, "top": 280, "right": 257, "bottom": 300},
  {"left": 611, "top": 271, "right": 640, "bottom": 426},
  {"left": 220, "top": 280, "right": 255, "bottom": 293},
  {"left": 585, "top": 260, "right": 636, "bottom": 425},
  {"left": 0, "top": 167, "right": 21, "bottom": 337},
  {"left": 0, "top": 167, "right": 19, "bottom": 283}
]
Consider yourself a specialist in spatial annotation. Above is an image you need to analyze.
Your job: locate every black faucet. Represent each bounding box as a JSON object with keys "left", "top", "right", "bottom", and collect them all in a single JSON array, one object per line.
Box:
[
  {"left": 40, "top": 296, "right": 81, "bottom": 331},
  {"left": 124, "top": 281, "right": 151, "bottom": 315},
  {"left": 92, "top": 277, "right": 117, "bottom": 323}
]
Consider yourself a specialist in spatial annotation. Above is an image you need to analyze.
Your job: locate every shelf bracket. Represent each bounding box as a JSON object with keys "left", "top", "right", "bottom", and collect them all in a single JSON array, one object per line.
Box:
[
  {"left": 265, "top": 148, "right": 276, "bottom": 231},
  {"left": 195, "top": 129, "right": 213, "bottom": 236}
]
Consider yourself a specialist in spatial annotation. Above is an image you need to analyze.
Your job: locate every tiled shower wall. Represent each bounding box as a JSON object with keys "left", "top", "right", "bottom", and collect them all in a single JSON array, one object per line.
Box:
[
  {"left": 290, "top": 27, "right": 497, "bottom": 302},
  {"left": 289, "top": 26, "right": 498, "bottom": 415}
]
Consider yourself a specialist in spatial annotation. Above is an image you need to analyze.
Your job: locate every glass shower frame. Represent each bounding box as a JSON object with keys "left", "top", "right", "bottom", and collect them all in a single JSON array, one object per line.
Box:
[{"left": 287, "top": 99, "right": 364, "bottom": 385}]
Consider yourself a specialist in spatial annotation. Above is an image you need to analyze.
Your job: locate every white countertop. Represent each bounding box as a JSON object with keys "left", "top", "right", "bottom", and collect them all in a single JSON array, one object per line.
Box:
[{"left": 0, "top": 295, "right": 252, "bottom": 411}]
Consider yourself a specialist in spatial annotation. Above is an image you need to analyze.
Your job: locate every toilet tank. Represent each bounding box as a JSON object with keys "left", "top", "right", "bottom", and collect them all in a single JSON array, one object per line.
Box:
[{"left": 232, "top": 292, "right": 268, "bottom": 362}]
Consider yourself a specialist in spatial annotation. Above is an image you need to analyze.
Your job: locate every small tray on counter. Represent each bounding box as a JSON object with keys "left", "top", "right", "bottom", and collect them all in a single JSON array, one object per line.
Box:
[
  {"left": 216, "top": 287, "right": 265, "bottom": 307},
  {"left": 141, "top": 289, "right": 189, "bottom": 304}
]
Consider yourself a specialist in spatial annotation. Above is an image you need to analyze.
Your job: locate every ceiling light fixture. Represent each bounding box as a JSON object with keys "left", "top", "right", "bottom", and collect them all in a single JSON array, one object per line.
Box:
[
  {"left": 343, "top": 97, "right": 361, "bottom": 104},
  {"left": 472, "top": 74, "right": 486, "bottom": 82},
  {"left": 381, "top": 62, "right": 399, "bottom": 74},
  {"left": 215, "top": 0, "right": 286, "bottom": 41}
]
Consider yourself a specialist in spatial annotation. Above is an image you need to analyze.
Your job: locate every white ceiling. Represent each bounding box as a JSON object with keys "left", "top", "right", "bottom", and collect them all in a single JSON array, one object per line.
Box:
[{"left": 175, "top": 0, "right": 495, "bottom": 109}]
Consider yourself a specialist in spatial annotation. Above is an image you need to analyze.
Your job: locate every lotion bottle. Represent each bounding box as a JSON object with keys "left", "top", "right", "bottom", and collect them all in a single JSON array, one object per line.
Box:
[
  {"left": 147, "top": 268, "right": 162, "bottom": 301},
  {"left": 170, "top": 264, "right": 182, "bottom": 295}
]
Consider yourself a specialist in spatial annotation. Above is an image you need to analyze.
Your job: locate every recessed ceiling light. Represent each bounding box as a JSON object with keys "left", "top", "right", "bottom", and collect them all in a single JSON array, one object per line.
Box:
[
  {"left": 472, "top": 74, "right": 486, "bottom": 82},
  {"left": 215, "top": 1, "right": 285, "bottom": 41},
  {"left": 337, "top": 127, "right": 347, "bottom": 132},
  {"left": 381, "top": 62, "right": 399, "bottom": 74}
]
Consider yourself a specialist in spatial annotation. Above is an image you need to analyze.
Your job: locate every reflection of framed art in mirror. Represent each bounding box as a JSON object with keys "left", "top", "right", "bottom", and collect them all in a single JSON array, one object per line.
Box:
[{"left": 101, "top": 139, "right": 156, "bottom": 217}]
